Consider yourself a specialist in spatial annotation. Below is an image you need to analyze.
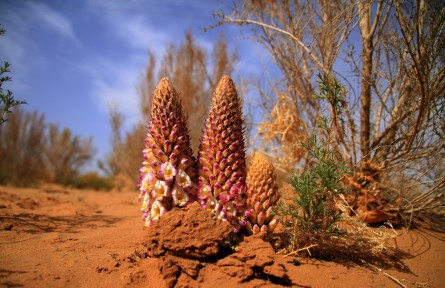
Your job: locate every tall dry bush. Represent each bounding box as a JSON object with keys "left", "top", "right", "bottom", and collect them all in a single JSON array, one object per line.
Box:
[
  {"left": 0, "top": 108, "right": 46, "bottom": 185},
  {"left": 103, "top": 32, "right": 238, "bottom": 187},
  {"left": 216, "top": 0, "right": 444, "bottom": 227},
  {"left": 0, "top": 107, "right": 95, "bottom": 187},
  {"left": 99, "top": 108, "right": 146, "bottom": 190},
  {"left": 45, "top": 124, "right": 95, "bottom": 183}
]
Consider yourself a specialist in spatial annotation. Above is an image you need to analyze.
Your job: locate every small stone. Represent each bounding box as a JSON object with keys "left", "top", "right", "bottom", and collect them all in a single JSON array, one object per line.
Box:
[{"left": 3, "top": 224, "right": 13, "bottom": 231}]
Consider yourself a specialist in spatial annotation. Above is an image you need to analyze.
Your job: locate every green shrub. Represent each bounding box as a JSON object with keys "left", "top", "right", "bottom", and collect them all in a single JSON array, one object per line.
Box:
[
  {"left": 275, "top": 73, "right": 350, "bottom": 233},
  {"left": 276, "top": 135, "right": 349, "bottom": 233},
  {"left": 273, "top": 74, "right": 399, "bottom": 263}
]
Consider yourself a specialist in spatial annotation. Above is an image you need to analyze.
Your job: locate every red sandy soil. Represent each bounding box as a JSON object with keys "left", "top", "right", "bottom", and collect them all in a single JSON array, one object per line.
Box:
[{"left": 1, "top": 185, "right": 444, "bottom": 288}]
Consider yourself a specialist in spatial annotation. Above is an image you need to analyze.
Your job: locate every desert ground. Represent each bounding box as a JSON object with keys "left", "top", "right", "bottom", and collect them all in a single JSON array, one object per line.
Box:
[{"left": 1, "top": 185, "right": 444, "bottom": 287}]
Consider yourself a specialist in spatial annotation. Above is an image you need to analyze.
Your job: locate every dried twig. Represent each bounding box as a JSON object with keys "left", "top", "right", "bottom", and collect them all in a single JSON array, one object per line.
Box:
[
  {"left": 361, "top": 260, "right": 407, "bottom": 288},
  {"left": 284, "top": 244, "right": 318, "bottom": 257}
]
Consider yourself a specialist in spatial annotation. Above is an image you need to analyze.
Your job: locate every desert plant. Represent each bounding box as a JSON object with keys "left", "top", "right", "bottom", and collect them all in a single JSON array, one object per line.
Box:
[
  {"left": 0, "top": 27, "right": 27, "bottom": 125},
  {"left": 137, "top": 78, "right": 196, "bottom": 227},
  {"left": 274, "top": 131, "right": 399, "bottom": 261},
  {"left": 137, "top": 76, "right": 283, "bottom": 235},
  {"left": 245, "top": 152, "right": 280, "bottom": 235},
  {"left": 273, "top": 74, "right": 401, "bottom": 261},
  {"left": 275, "top": 73, "right": 349, "bottom": 233},
  {"left": 286, "top": 135, "right": 349, "bottom": 232},
  {"left": 197, "top": 76, "right": 248, "bottom": 232}
]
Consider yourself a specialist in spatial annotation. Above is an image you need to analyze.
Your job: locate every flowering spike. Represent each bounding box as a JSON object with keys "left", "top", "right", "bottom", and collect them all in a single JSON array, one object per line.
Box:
[
  {"left": 245, "top": 152, "right": 280, "bottom": 235},
  {"left": 137, "top": 78, "right": 197, "bottom": 227},
  {"left": 197, "top": 76, "right": 247, "bottom": 231}
]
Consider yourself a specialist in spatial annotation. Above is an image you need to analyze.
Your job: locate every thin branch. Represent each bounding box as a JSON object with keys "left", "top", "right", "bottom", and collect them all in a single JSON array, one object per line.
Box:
[{"left": 218, "top": 17, "right": 327, "bottom": 73}]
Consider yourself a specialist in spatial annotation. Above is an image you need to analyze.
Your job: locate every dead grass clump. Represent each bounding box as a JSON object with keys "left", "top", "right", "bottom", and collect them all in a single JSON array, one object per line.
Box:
[
  {"left": 255, "top": 93, "right": 308, "bottom": 172},
  {"left": 0, "top": 107, "right": 95, "bottom": 187},
  {"left": 277, "top": 197, "right": 400, "bottom": 267},
  {"left": 380, "top": 168, "right": 445, "bottom": 232}
]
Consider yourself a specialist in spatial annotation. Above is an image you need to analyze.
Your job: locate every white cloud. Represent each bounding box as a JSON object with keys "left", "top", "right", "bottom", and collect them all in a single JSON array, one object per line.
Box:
[
  {"left": 82, "top": 0, "right": 173, "bottom": 128},
  {"left": 25, "top": 1, "right": 80, "bottom": 46},
  {"left": 82, "top": 55, "right": 147, "bottom": 129},
  {"left": 0, "top": 1, "right": 80, "bottom": 95},
  {"left": 117, "top": 16, "right": 169, "bottom": 52},
  {"left": 86, "top": 0, "right": 170, "bottom": 58},
  {"left": 82, "top": 0, "right": 259, "bottom": 130}
]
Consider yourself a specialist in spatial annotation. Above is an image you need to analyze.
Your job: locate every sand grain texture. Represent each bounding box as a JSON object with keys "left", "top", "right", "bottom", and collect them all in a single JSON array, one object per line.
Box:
[{"left": 0, "top": 186, "right": 444, "bottom": 287}]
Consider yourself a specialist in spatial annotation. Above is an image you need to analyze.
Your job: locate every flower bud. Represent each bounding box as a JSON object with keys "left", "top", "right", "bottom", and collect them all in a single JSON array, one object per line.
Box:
[
  {"left": 245, "top": 152, "right": 280, "bottom": 235},
  {"left": 197, "top": 76, "right": 248, "bottom": 231}
]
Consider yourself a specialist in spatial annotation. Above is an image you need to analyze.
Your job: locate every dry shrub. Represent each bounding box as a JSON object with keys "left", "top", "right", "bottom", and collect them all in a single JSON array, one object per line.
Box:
[
  {"left": 216, "top": 0, "right": 445, "bottom": 230},
  {"left": 341, "top": 158, "right": 445, "bottom": 232},
  {"left": 256, "top": 94, "right": 307, "bottom": 172},
  {"left": 0, "top": 107, "right": 95, "bottom": 187},
  {"left": 278, "top": 195, "right": 399, "bottom": 266},
  {"left": 112, "top": 172, "right": 136, "bottom": 192},
  {"left": 342, "top": 161, "right": 394, "bottom": 224},
  {"left": 99, "top": 109, "right": 144, "bottom": 189},
  {"left": 381, "top": 167, "right": 445, "bottom": 232},
  {"left": 0, "top": 107, "right": 46, "bottom": 186},
  {"left": 45, "top": 124, "right": 95, "bottom": 183}
]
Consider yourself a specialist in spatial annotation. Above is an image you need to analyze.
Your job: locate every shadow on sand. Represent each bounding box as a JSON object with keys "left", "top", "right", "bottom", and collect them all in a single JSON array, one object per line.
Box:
[
  {"left": 0, "top": 269, "right": 26, "bottom": 288},
  {"left": 0, "top": 213, "right": 127, "bottom": 234}
]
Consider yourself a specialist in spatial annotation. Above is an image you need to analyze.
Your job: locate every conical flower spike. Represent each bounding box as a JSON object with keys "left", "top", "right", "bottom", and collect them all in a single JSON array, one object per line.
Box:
[
  {"left": 198, "top": 76, "right": 247, "bottom": 232},
  {"left": 138, "top": 78, "right": 196, "bottom": 227},
  {"left": 245, "top": 152, "right": 280, "bottom": 235}
]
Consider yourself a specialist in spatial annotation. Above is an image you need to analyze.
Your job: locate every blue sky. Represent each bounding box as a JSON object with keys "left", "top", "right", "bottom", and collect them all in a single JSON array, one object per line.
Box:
[{"left": 0, "top": 0, "right": 270, "bottom": 171}]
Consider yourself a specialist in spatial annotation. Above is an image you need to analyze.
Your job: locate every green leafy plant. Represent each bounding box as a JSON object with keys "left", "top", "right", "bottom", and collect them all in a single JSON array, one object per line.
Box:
[
  {"left": 0, "top": 27, "right": 27, "bottom": 125},
  {"left": 276, "top": 73, "right": 350, "bottom": 233},
  {"left": 278, "top": 135, "right": 349, "bottom": 233},
  {"left": 273, "top": 74, "right": 400, "bottom": 262}
]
